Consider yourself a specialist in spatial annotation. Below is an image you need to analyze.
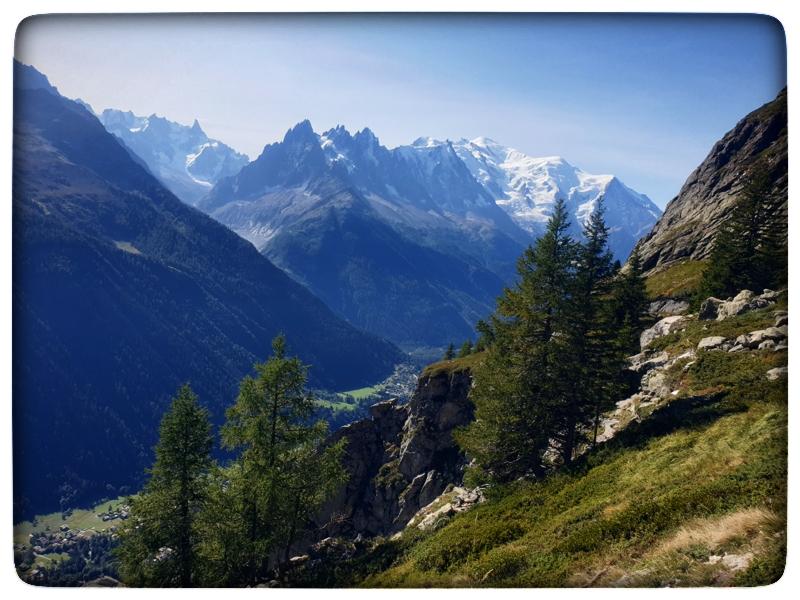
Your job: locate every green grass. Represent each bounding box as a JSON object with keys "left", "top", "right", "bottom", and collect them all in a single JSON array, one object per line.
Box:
[
  {"left": 645, "top": 260, "right": 707, "bottom": 299},
  {"left": 317, "top": 399, "right": 360, "bottom": 412},
  {"left": 319, "top": 308, "right": 787, "bottom": 588},
  {"left": 33, "top": 552, "right": 70, "bottom": 569},
  {"left": 14, "top": 496, "right": 130, "bottom": 547},
  {"left": 422, "top": 352, "right": 485, "bottom": 379},
  {"left": 338, "top": 385, "right": 383, "bottom": 400},
  {"left": 648, "top": 294, "right": 787, "bottom": 355}
]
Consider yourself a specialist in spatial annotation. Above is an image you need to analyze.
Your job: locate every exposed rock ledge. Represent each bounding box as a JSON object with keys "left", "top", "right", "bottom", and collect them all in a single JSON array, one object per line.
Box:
[{"left": 313, "top": 363, "right": 474, "bottom": 539}]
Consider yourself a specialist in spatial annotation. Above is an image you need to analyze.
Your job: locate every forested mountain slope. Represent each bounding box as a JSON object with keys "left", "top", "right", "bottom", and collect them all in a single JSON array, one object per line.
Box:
[{"left": 12, "top": 62, "right": 402, "bottom": 519}]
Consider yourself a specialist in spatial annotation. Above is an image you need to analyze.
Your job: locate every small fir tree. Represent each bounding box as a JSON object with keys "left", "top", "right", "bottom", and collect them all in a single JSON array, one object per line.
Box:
[{"left": 611, "top": 245, "right": 649, "bottom": 355}]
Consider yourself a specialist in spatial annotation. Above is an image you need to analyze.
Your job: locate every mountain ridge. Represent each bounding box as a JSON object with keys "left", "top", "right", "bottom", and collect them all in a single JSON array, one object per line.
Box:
[
  {"left": 199, "top": 120, "right": 660, "bottom": 348},
  {"left": 634, "top": 88, "right": 787, "bottom": 273},
  {"left": 98, "top": 107, "right": 250, "bottom": 206},
  {"left": 12, "top": 62, "right": 402, "bottom": 518}
]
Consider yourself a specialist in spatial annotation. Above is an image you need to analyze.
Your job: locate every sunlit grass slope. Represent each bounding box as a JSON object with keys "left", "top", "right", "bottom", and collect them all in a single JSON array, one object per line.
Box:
[{"left": 326, "top": 308, "right": 787, "bottom": 588}]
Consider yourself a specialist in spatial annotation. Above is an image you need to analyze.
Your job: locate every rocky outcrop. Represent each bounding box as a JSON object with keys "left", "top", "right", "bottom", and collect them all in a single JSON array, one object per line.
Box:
[
  {"left": 699, "top": 289, "right": 780, "bottom": 321},
  {"left": 314, "top": 363, "right": 475, "bottom": 539},
  {"left": 600, "top": 292, "right": 787, "bottom": 445},
  {"left": 648, "top": 299, "right": 690, "bottom": 317},
  {"left": 404, "top": 485, "right": 487, "bottom": 532},
  {"left": 597, "top": 347, "right": 695, "bottom": 444},
  {"left": 640, "top": 315, "right": 689, "bottom": 350},
  {"left": 635, "top": 88, "right": 787, "bottom": 273}
]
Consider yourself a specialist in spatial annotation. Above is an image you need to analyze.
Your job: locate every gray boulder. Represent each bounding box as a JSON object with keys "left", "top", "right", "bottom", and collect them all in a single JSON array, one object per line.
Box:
[
  {"left": 766, "top": 367, "right": 788, "bottom": 381},
  {"left": 640, "top": 316, "right": 687, "bottom": 350},
  {"left": 716, "top": 290, "right": 756, "bottom": 320},
  {"left": 628, "top": 350, "right": 670, "bottom": 374},
  {"left": 697, "top": 336, "right": 727, "bottom": 351},
  {"left": 698, "top": 297, "right": 724, "bottom": 320},
  {"left": 648, "top": 299, "right": 690, "bottom": 317},
  {"left": 699, "top": 289, "right": 782, "bottom": 322}
]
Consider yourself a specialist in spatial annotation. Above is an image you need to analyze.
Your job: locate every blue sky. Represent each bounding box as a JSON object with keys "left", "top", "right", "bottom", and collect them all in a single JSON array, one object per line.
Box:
[{"left": 16, "top": 14, "right": 786, "bottom": 208}]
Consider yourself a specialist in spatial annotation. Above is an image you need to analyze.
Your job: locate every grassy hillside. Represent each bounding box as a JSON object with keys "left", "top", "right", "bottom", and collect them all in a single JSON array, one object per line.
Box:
[
  {"left": 645, "top": 260, "right": 707, "bottom": 299},
  {"left": 319, "top": 307, "right": 787, "bottom": 588}
]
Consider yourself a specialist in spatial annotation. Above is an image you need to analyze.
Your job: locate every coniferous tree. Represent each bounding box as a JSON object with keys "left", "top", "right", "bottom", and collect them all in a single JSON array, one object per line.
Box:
[
  {"left": 458, "top": 340, "right": 474, "bottom": 357},
  {"left": 474, "top": 319, "right": 494, "bottom": 352},
  {"left": 201, "top": 335, "right": 347, "bottom": 585},
  {"left": 117, "top": 384, "right": 213, "bottom": 587},
  {"left": 277, "top": 423, "right": 347, "bottom": 571},
  {"left": 555, "top": 199, "right": 622, "bottom": 463},
  {"left": 443, "top": 343, "right": 456, "bottom": 361},
  {"left": 611, "top": 245, "right": 649, "bottom": 355},
  {"left": 456, "top": 199, "right": 577, "bottom": 481},
  {"left": 696, "top": 162, "right": 786, "bottom": 302}
]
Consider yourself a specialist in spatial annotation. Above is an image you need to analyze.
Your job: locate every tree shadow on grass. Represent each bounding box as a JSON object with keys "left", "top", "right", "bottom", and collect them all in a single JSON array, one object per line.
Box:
[{"left": 572, "top": 390, "right": 747, "bottom": 474}]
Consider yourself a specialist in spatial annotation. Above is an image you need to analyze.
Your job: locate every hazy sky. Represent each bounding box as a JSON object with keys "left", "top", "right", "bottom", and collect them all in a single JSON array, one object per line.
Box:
[{"left": 16, "top": 14, "right": 786, "bottom": 208}]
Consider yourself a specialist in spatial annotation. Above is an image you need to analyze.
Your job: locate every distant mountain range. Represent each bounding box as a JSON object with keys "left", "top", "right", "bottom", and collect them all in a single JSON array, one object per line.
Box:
[
  {"left": 97, "top": 108, "right": 249, "bottom": 205},
  {"left": 450, "top": 137, "right": 661, "bottom": 260},
  {"left": 12, "top": 62, "right": 402, "bottom": 519},
  {"left": 88, "top": 104, "right": 661, "bottom": 349},
  {"left": 197, "top": 121, "right": 522, "bottom": 348},
  {"left": 195, "top": 121, "right": 659, "bottom": 347}
]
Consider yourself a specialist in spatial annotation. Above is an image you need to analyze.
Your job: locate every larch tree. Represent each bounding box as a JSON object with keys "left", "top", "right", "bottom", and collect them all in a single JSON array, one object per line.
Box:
[
  {"left": 207, "top": 334, "right": 347, "bottom": 585},
  {"left": 117, "top": 384, "right": 213, "bottom": 587}
]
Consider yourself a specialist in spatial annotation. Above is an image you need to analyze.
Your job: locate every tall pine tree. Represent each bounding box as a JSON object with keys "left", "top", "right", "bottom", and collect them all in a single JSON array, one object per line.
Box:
[
  {"left": 117, "top": 384, "right": 213, "bottom": 587},
  {"left": 556, "top": 199, "right": 622, "bottom": 464},
  {"left": 456, "top": 199, "right": 577, "bottom": 481}
]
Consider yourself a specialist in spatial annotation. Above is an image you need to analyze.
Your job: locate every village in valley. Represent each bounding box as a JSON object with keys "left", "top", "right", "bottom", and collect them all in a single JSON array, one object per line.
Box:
[{"left": 14, "top": 499, "right": 130, "bottom": 584}]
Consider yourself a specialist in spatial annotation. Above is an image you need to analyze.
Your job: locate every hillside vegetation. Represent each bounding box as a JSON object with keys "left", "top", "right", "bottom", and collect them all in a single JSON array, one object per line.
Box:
[
  {"left": 645, "top": 260, "right": 707, "bottom": 299},
  {"left": 311, "top": 304, "right": 786, "bottom": 587}
]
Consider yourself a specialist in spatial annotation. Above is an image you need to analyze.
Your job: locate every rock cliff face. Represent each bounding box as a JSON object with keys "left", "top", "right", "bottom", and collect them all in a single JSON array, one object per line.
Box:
[
  {"left": 635, "top": 88, "right": 787, "bottom": 272},
  {"left": 314, "top": 364, "right": 474, "bottom": 538}
]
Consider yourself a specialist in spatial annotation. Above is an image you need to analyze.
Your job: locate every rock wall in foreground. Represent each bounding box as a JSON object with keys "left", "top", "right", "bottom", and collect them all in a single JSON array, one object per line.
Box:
[{"left": 314, "top": 362, "right": 474, "bottom": 538}]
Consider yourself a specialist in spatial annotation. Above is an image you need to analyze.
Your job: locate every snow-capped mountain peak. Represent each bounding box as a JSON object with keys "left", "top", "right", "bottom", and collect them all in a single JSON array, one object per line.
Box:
[
  {"left": 99, "top": 108, "right": 249, "bottom": 205},
  {"left": 450, "top": 138, "right": 661, "bottom": 258}
]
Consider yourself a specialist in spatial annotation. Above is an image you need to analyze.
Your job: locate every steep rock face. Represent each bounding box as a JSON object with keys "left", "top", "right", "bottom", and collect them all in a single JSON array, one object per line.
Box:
[
  {"left": 315, "top": 365, "right": 474, "bottom": 538},
  {"left": 635, "top": 88, "right": 787, "bottom": 272}
]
